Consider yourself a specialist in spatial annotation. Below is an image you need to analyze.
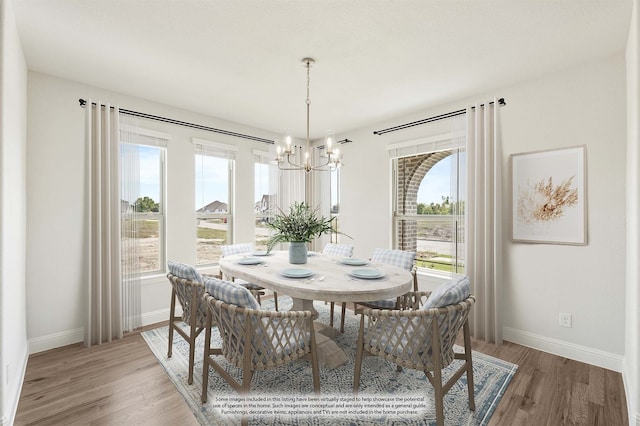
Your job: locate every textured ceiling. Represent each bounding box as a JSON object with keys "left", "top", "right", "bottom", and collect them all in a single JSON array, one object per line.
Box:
[{"left": 12, "top": 0, "right": 632, "bottom": 140}]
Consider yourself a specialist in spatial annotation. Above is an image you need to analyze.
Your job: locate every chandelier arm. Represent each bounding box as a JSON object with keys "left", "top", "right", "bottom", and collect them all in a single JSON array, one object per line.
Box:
[
  {"left": 286, "top": 153, "right": 304, "bottom": 169},
  {"left": 275, "top": 57, "right": 344, "bottom": 173}
]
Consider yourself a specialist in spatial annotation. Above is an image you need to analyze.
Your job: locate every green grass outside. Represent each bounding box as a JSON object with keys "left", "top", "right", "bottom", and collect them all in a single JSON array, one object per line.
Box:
[
  {"left": 122, "top": 219, "right": 159, "bottom": 239},
  {"left": 197, "top": 227, "right": 227, "bottom": 240},
  {"left": 416, "top": 253, "right": 464, "bottom": 273}
]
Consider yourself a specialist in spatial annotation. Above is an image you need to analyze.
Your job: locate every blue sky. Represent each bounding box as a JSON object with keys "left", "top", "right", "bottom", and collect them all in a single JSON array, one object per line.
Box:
[
  {"left": 417, "top": 153, "right": 466, "bottom": 205},
  {"left": 195, "top": 154, "right": 230, "bottom": 209},
  {"left": 417, "top": 155, "right": 452, "bottom": 204},
  {"left": 123, "top": 144, "right": 161, "bottom": 204}
]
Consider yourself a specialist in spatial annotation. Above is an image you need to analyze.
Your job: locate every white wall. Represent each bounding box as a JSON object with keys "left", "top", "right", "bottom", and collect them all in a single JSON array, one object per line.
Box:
[
  {"left": 626, "top": 0, "right": 640, "bottom": 423},
  {"left": 340, "top": 54, "right": 627, "bottom": 371},
  {"left": 26, "top": 72, "right": 281, "bottom": 352},
  {"left": 0, "top": 0, "right": 28, "bottom": 424}
]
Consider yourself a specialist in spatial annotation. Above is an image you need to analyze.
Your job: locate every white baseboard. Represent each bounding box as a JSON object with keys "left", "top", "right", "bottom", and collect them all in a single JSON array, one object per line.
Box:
[
  {"left": 2, "top": 341, "right": 28, "bottom": 426},
  {"left": 28, "top": 309, "right": 172, "bottom": 355},
  {"left": 503, "top": 326, "right": 623, "bottom": 372},
  {"left": 140, "top": 308, "right": 171, "bottom": 327},
  {"left": 28, "top": 327, "right": 84, "bottom": 354}
]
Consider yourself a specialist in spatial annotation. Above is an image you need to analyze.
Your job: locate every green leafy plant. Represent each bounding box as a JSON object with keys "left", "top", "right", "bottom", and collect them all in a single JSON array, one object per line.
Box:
[{"left": 265, "top": 202, "right": 349, "bottom": 252}]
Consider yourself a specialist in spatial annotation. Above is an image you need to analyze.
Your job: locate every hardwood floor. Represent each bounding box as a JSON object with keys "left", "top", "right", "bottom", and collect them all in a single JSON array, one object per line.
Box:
[
  {"left": 472, "top": 339, "right": 628, "bottom": 426},
  {"left": 15, "top": 322, "right": 628, "bottom": 426},
  {"left": 15, "top": 323, "right": 198, "bottom": 426}
]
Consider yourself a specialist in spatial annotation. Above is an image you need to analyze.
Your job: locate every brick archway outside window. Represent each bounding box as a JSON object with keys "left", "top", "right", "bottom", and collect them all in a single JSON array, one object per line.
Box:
[{"left": 395, "top": 150, "right": 453, "bottom": 252}]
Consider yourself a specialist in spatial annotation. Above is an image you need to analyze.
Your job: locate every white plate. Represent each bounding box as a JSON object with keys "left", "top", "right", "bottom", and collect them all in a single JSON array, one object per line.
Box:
[
  {"left": 251, "top": 251, "right": 272, "bottom": 256},
  {"left": 340, "top": 258, "right": 368, "bottom": 266},
  {"left": 237, "top": 257, "right": 263, "bottom": 265},
  {"left": 349, "top": 268, "right": 384, "bottom": 279},
  {"left": 281, "top": 268, "right": 313, "bottom": 278}
]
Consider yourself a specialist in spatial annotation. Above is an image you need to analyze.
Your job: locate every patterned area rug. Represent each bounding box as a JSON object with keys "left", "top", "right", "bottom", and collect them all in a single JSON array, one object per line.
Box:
[{"left": 142, "top": 297, "right": 517, "bottom": 425}]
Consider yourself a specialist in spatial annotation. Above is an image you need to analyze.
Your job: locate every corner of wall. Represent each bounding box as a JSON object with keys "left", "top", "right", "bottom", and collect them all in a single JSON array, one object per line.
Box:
[
  {"left": 0, "top": 341, "right": 28, "bottom": 426},
  {"left": 623, "top": 364, "right": 640, "bottom": 425}
]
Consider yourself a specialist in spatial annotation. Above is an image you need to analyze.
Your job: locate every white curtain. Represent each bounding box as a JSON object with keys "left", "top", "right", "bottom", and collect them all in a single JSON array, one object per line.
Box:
[
  {"left": 278, "top": 142, "right": 306, "bottom": 210},
  {"left": 464, "top": 99, "right": 503, "bottom": 344},
  {"left": 120, "top": 117, "right": 142, "bottom": 333},
  {"left": 451, "top": 118, "right": 466, "bottom": 277},
  {"left": 253, "top": 146, "right": 279, "bottom": 236},
  {"left": 85, "top": 101, "right": 123, "bottom": 346}
]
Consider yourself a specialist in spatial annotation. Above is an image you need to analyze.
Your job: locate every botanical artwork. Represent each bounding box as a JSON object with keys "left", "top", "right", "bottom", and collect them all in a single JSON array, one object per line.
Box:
[
  {"left": 511, "top": 146, "right": 586, "bottom": 245},
  {"left": 517, "top": 176, "right": 579, "bottom": 223}
]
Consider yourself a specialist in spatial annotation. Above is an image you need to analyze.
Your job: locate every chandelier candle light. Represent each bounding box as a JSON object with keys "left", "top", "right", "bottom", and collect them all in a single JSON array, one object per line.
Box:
[{"left": 275, "top": 58, "right": 342, "bottom": 173}]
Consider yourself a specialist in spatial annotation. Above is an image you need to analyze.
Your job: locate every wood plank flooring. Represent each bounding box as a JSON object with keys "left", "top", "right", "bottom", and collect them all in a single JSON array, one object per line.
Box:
[
  {"left": 15, "top": 322, "right": 628, "bottom": 425},
  {"left": 15, "top": 323, "right": 198, "bottom": 426}
]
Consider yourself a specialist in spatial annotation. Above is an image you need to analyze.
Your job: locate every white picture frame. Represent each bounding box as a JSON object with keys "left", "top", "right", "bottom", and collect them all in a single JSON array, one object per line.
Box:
[{"left": 511, "top": 146, "right": 587, "bottom": 245}]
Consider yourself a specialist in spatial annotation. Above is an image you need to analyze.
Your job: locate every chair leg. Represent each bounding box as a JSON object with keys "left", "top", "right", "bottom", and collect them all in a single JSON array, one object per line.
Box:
[
  {"left": 329, "top": 302, "right": 335, "bottom": 327},
  {"left": 431, "top": 368, "right": 445, "bottom": 426},
  {"left": 201, "top": 313, "right": 213, "bottom": 403},
  {"left": 274, "top": 292, "right": 279, "bottom": 311},
  {"left": 430, "top": 320, "right": 445, "bottom": 426},
  {"left": 309, "top": 322, "right": 321, "bottom": 394},
  {"left": 188, "top": 333, "right": 196, "bottom": 385},
  {"left": 463, "top": 320, "right": 476, "bottom": 411},
  {"left": 167, "top": 290, "right": 177, "bottom": 358},
  {"left": 340, "top": 302, "right": 347, "bottom": 333},
  {"left": 353, "top": 316, "right": 365, "bottom": 393}
]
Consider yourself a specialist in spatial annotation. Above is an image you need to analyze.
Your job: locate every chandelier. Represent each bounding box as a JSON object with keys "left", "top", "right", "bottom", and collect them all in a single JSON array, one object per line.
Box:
[{"left": 275, "top": 58, "right": 342, "bottom": 173}]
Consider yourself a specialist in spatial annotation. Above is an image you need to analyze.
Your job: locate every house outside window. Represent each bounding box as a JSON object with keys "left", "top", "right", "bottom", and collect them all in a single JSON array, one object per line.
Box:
[
  {"left": 254, "top": 155, "right": 276, "bottom": 251},
  {"left": 195, "top": 139, "right": 236, "bottom": 266}
]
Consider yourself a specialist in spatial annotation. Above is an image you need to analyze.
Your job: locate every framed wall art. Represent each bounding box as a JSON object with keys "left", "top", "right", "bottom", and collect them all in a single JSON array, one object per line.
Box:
[{"left": 511, "top": 146, "right": 587, "bottom": 245}]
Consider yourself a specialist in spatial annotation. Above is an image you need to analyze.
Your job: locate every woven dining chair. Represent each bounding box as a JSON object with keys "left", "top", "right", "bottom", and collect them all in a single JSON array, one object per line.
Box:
[
  {"left": 201, "top": 276, "right": 320, "bottom": 425},
  {"left": 220, "top": 242, "right": 278, "bottom": 310},
  {"left": 337, "top": 248, "right": 418, "bottom": 333},
  {"left": 353, "top": 276, "right": 475, "bottom": 426},
  {"left": 166, "top": 261, "right": 210, "bottom": 385}
]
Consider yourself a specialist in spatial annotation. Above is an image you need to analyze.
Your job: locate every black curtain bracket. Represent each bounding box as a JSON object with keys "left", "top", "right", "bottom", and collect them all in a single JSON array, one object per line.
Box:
[{"left": 317, "top": 138, "right": 352, "bottom": 150}]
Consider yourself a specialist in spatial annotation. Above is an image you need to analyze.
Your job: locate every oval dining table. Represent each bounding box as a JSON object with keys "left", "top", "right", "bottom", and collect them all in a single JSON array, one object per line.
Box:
[{"left": 218, "top": 249, "right": 414, "bottom": 319}]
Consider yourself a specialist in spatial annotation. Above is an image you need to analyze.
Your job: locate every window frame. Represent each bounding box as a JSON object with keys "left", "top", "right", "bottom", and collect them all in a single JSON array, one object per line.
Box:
[
  {"left": 120, "top": 130, "right": 168, "bottom": 277},
  {"left": 194, "top": 139, "right": 236, "bottom": 267},
  {"left": 253, "top": 150, "right": 276, "bottom": 250},
  {"left": 329, "top": 166, "right": 341, "bottom": 243},
  {"left": 389, "top": 133, "right": 465, "bottom": 278}
]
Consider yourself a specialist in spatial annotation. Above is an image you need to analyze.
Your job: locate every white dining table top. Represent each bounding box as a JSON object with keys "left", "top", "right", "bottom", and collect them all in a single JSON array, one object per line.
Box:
[{"left": 218, "top": 250, "right": 413, "bottom": 304}]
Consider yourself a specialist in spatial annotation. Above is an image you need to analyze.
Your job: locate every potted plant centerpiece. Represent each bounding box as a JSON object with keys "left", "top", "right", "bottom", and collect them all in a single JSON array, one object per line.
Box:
[{"left": 266, "top": 201, "right": 344, "bottom": 264}]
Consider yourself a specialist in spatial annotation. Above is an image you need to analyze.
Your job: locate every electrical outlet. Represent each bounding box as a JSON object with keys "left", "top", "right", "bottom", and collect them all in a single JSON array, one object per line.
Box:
[{"left": 559, "top": 312, "right": 572, "bottom": 328}]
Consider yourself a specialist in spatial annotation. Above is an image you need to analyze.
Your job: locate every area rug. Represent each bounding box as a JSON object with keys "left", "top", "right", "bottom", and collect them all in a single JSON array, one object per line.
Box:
[{"left": 142, "top": 297, "right": 517, "bottom": 425}]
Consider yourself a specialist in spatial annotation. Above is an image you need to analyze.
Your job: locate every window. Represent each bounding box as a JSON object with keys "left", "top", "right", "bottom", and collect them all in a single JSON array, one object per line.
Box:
[
  {"left": 391, "top": 135, "right": 465, "bottom": 275},
  {"left": 195, "top": 140, "right": 235, "bottom": 266},
  {"left": 254, "top": 152, "right": 275, "bottom": 251},
  {"left": 330, "top": 166, "right": 341, "bottom": 243},
  {"left": 121, "top": 135, "right": 166, "bottom": 275}
]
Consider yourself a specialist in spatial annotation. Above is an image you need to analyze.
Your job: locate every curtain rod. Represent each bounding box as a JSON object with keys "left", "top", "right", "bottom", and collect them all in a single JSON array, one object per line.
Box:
[
  {"left": 78, "top": 99, "right": 275, "bottom": 144},
  {"left": 373, "top": 98, "right": 506, "bottom": 136}
]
